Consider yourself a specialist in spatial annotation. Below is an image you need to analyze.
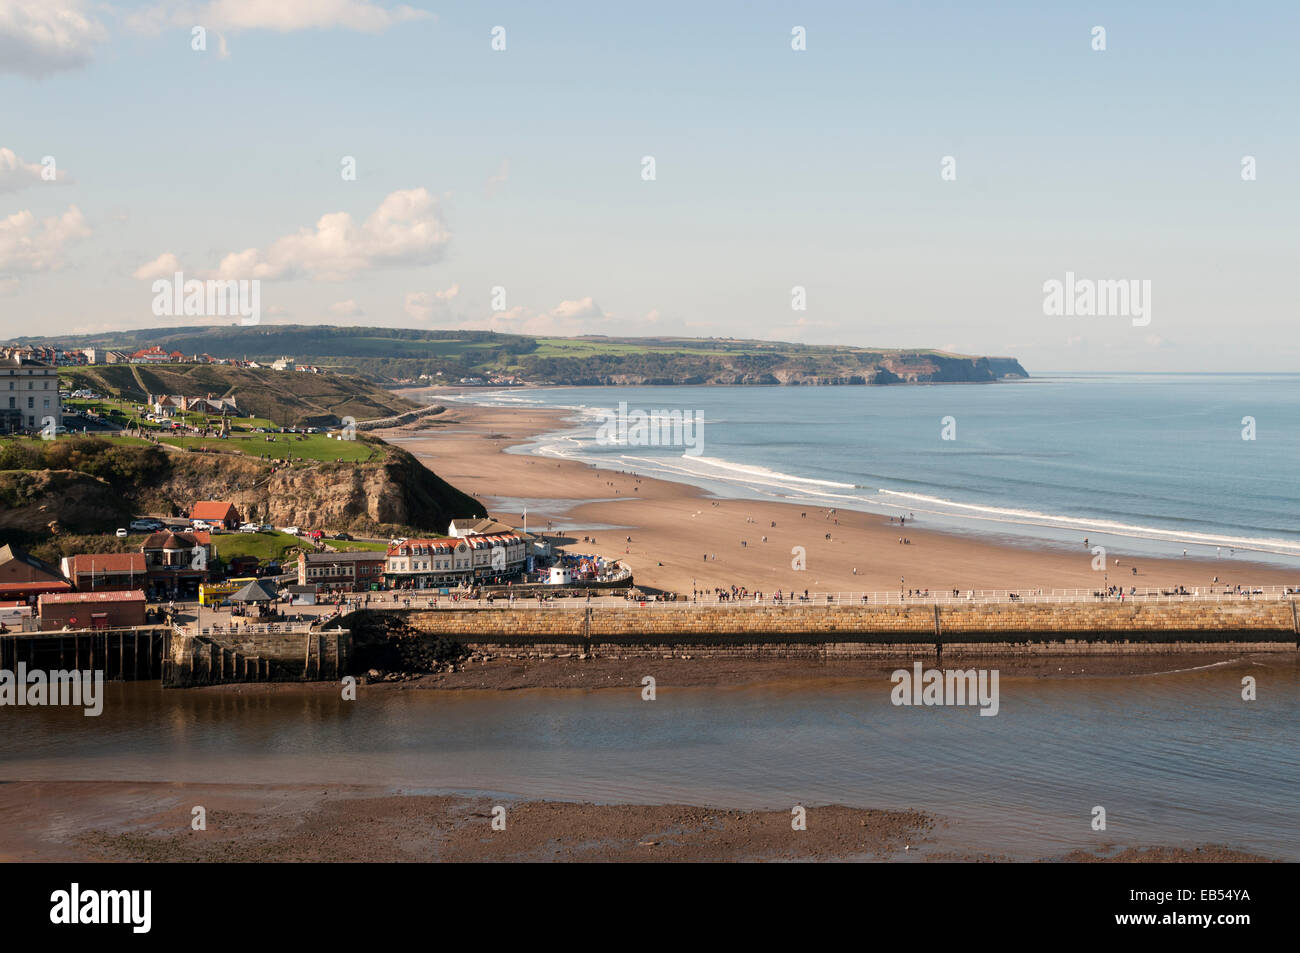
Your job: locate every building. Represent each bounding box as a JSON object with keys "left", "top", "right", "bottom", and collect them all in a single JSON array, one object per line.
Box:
[
  {"left": 297, "top": 551, "right": 386, "bottom": 592},
  {"left": 385, "top": 533, "right": 526, "bottom": 590},
  {"left": 0, "top": 544, "right": 72, "bottom": 603},
  {"left": 448, "top": 517, "right": 516, "bottom": 538},
  {"left": 38, "top": 590, "right": 147, "bottom": 631},
  {"left": 141, "top": 531, "right": 211, "bottom": 599},
  {"left": 1, "top": 356, "right": 61, "bottom": 433},
  {"left": 61, "top": 553, "right": 148, "bottom": 592},
  {"left": 129, "top": 346, "right": 175, "bottom": 364},
  {"left": 189, "top": 501, "right": 242, "bottom": 530},
  {"left": 284, "top": 584, "right": 318, "bottom": 606}
]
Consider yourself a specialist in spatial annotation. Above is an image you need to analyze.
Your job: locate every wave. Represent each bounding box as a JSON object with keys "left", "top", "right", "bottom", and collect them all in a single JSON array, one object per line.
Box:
[{"left": 877, "top": 490, "right": 1300, "bottom": 556}]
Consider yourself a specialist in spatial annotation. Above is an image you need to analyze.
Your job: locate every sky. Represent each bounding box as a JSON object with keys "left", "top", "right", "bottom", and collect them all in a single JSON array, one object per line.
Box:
[{"left": 1, "top": 0, "right": 1297, "bottom": 373}]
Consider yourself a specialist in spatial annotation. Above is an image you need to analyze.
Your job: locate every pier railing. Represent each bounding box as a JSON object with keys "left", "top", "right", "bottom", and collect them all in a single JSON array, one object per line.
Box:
[{"left": 356, "top": 585, "right": 1300, "bottom": 610}]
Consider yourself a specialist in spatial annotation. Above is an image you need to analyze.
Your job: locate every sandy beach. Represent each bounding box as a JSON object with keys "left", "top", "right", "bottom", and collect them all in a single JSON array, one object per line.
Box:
[
  {"left": 0, "top": 781, "right": 1272, "bottom": 863},
  {"left": 381, "top": 393, "right": 1300, "bottom": 598}
]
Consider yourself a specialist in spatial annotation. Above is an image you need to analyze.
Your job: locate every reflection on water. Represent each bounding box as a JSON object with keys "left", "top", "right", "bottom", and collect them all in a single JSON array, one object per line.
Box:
[{"left": 2, "top": 659, "right": 1296, "bottom": 859}]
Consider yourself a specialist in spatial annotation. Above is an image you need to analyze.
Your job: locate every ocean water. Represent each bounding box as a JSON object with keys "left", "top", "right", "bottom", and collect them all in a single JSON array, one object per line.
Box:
[{"left": 428, "top": 374, "right": 1300, "bottom": 567}]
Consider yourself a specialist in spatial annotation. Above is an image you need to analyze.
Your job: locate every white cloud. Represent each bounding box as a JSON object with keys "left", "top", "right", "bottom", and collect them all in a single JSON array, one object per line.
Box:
[
  {"left": 211, "top": 187, "right": 450, "bottom": 281},
  {"left": 0, "top": 147, "right": 68, "bottom": 191},
  {"left": 0, "top": 0, "right": 107, "bottom": 77},
  {"left": 0, "top": 205, "right": 91, "bottom": 277},
  {"left": 132, "top": 251, "right": 182, "bottom": 280},
  {"left": 404, "top": 284, "right": 458, "bottom": 320},
  {"left": 127, "top": 0, "right": 431, "bottom": 36},
  {"left": 481, "top": 297, "right": 608, "bottom": 336},
  {"left": 329, "top": 299, "right": 364, "bottom": 317}
]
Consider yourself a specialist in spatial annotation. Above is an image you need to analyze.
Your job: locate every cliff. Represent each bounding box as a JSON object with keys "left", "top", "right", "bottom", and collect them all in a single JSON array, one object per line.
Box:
[{"left": 0, "top": 438, "right": 484, "bottom": 543}]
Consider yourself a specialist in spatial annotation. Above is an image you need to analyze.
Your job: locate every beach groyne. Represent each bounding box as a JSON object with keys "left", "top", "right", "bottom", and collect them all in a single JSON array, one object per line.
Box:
[{"left": 379, "top": 601, "right": 1299, "bottom": 658}]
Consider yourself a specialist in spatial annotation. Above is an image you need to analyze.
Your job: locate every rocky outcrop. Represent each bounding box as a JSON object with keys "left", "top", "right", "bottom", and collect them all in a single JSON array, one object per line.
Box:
[
  {"left": 0, "top": 469, "right": 132, "bottom": 535},
  {"left": 146, "top": 447, "right": 484, "bottom": 533},
  {"left": 2, "top": 443, "right": 484, "bottom": 540}
]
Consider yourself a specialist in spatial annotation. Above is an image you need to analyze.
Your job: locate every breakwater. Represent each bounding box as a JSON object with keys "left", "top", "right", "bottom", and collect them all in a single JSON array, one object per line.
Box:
[{"left": 385, "top": 601, "right": 1299, "bottom": 658}]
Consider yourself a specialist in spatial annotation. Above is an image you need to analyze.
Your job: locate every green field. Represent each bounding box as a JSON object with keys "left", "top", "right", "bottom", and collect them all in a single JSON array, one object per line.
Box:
[
  {"left": 331, "top": 539, "right": 392, "bottom": 552},
  {"left": 26, "top": 423, "right": 383, "bottom": 464},
  {"left": 209, "top": 531, "right": 309, "bottom": 565}
]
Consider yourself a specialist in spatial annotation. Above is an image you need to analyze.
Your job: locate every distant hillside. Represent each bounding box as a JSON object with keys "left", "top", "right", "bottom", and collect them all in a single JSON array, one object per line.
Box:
[
  {"left": 13, "top": 325, "right": 1029, "bottom": 387},
  {"left": 57, "top": 363, "right": 417, "bottom": 427}
]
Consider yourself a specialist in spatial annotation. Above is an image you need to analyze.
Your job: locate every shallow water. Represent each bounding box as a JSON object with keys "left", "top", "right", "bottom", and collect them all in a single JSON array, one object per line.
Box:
[{"left": 2, "top": 658, "right": 1295, "bottom": 859}]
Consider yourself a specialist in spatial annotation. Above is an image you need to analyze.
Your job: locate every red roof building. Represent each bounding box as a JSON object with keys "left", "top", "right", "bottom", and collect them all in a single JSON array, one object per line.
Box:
[
  {"left": 190, "top": 501, "right": 242, "bottom": 528},
  {"left": 61, "top": 553, "right": 148, "bottom": 592},
  {"left": 141, "top": 531, "right": 212, "bottom": 599},
  {"left": 0, "top": 544, "right": 72, "bottom": 602},
  {"left": 38, "top": 589, "right": 147, "bottom": 631}
]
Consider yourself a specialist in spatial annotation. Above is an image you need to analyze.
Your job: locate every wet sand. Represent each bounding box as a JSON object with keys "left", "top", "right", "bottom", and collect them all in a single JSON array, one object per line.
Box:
[
  {"left": 0, "top": 781, "right": 1272, "bottom": 863},
  {"left": 381, "top": 395, "right": 1300, "bottom": 598}
]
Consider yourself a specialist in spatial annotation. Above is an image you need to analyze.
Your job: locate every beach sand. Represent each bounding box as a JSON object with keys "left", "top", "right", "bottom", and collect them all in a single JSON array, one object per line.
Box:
[
  {"left": 0, "top": 781, "right": 1271, "bottom": 863},
  {"left": 381, "top": 394, "right": 1299, "bottom": 598}
]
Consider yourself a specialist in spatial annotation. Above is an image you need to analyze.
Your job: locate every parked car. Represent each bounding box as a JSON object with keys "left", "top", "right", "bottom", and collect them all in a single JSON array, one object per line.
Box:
[
  {"left": 115, "top": 528, "right": 128, "bottom": 538},
  {"left": 129, "top": 519, "right": 154, "bottom": 532},
  {"left": 191, "top": 520, "right": 213, "bottom": 532},
  {"left": 259, "top": 524, "right": 274, "bottom": 533},
  {"left": 283, "top": 527, "right": 301, "bottom": 536},
  {"left": 239, "top": 523, "right": 260, "bottom": 533},
  {"left": 333, "top": 533, "right": 353, "bottom": 541}
]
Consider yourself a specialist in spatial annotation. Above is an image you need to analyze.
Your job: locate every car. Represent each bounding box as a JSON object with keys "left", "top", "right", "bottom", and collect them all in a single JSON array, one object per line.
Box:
[
  {"left": 259, "top": 524, "right": 274, "bottom": 533},
  {"left": 191, "top": 520, "right": 213, "bottom": 532},
  {"left": 239, "top": 523, "right": 260, "bottom": 533},
  {"left": 333, "top": 533, "right": 353, "bottom": 541},
  {"left": 129, "top": 519, "right": 158, "bottom": 532},
  {"left": 115, "top": 528, "right": 128, "bottom": 538},
  {"left": 283, "top": 527, "right": 301, "bottom": 536}
]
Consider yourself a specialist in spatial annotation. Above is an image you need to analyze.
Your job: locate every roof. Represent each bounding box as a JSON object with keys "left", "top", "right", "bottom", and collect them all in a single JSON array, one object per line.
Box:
[
  {"left": 143, "top": 530, "right": 210, "bottom": 549},
  {"left": 450, "top": 517, "right": 514, "bottom": 537},
  {"left": 229, "top": 579, "right": 280, "bottom": 602},
  {"left": 191, "top": 501, "right": 240, "bottom": 520},
  {"left": 39, "top": 589, "right": 147, "bottom": 606},
  {"left": 302, "top": 551, "right": 386, "bottom": 564},
  {"left": 0, "top": 544, "right": 67, "bottom": 581},
  {"left": 0, "top": 580, "right": 72, "bottom": 595},
  {"left": 66, "top": 553, "right": 147, "bottom": 575}
]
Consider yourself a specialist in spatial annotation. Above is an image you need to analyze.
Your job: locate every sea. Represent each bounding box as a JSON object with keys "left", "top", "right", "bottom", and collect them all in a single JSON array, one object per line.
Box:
[{"left": 424, "top": 373, "right": 1300, "bottom": 568}]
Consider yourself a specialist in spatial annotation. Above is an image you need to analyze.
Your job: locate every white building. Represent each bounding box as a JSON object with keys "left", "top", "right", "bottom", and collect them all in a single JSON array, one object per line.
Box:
[
  {"left": 385, "top": 533, "right": 526, "bottom": 589},
  {"left": 1, "top": 357, "right": 61, "bottom": 433}
]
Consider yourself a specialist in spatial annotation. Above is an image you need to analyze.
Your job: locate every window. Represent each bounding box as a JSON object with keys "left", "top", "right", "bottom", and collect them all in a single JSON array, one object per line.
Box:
[{"left": 27, "top": 397, "right": 33, "bottom": 408}]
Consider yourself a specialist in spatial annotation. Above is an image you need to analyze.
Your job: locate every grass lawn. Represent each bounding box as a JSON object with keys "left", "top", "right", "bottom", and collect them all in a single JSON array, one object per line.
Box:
[
  {"left": 156, "top": 432, "right": 381, "bottom": 462},
  {"left": 330, "top": 539, "right": 391, "bottom": 552},
  {"left": 209, "top": 531, "right": 309, "bottom": 564}
]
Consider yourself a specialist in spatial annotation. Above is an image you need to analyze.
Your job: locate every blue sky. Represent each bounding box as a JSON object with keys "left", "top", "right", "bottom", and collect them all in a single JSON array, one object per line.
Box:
[{"left": 1, "top": 0, "right": 1297, "bottom": 372}]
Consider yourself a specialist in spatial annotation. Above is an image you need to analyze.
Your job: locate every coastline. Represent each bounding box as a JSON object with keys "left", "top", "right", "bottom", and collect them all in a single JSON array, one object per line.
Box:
[{"left": 379, "top": 392, "right": 1300, "bottom": 598}]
